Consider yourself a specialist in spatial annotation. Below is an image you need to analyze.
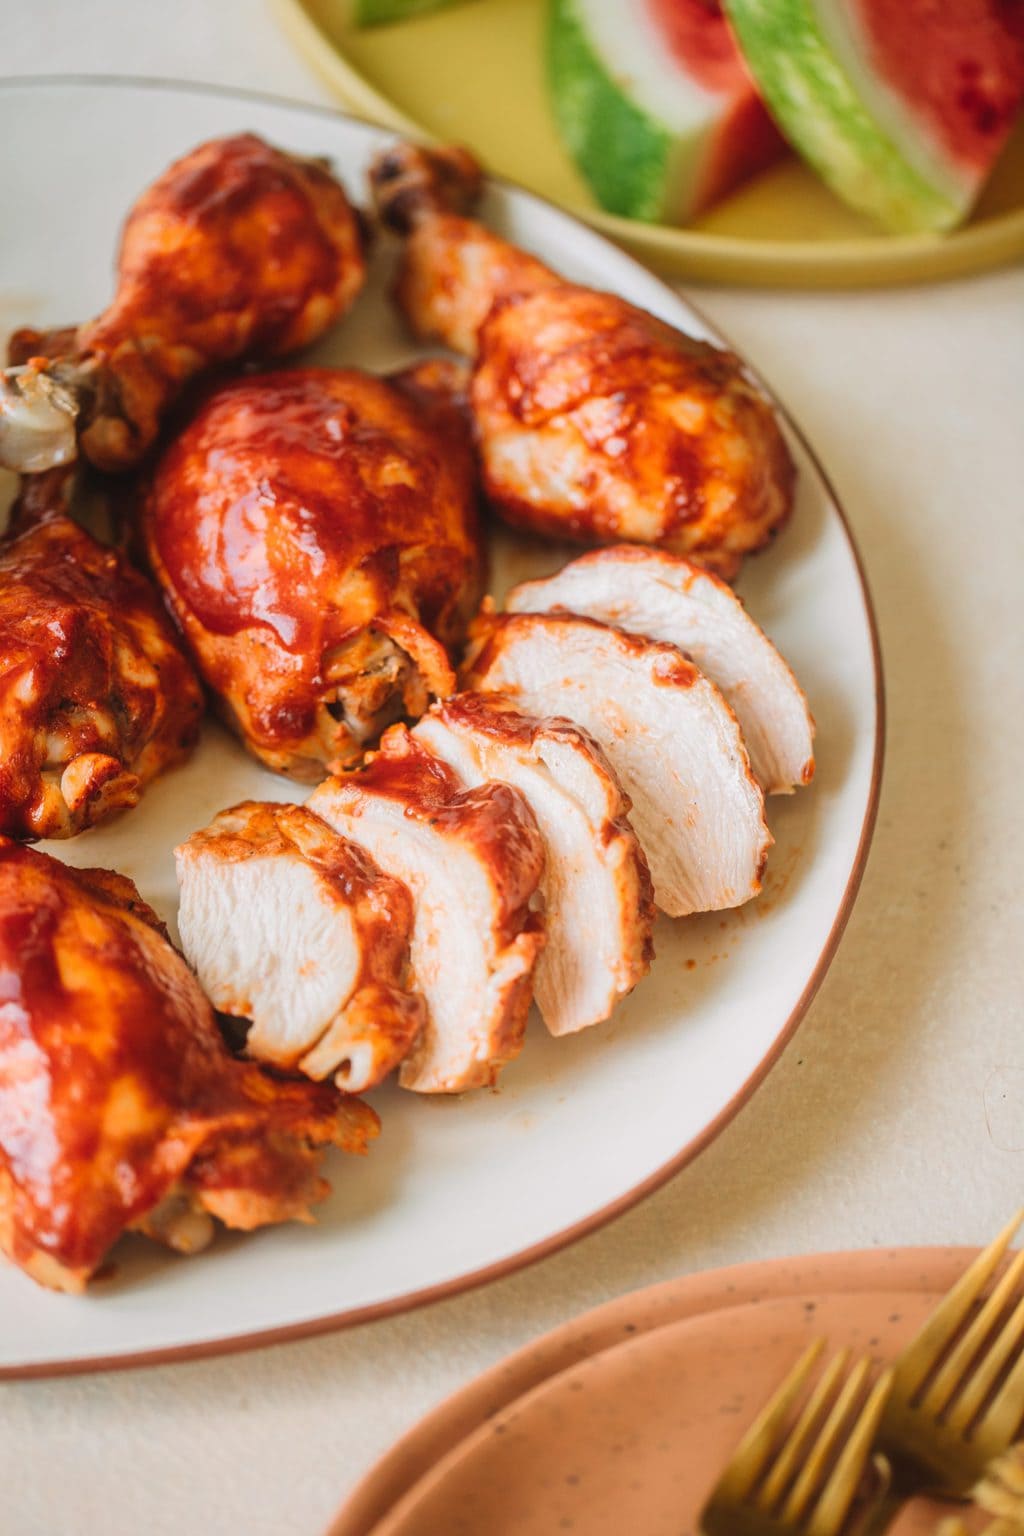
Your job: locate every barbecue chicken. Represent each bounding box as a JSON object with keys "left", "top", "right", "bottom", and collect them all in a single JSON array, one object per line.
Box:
[{"left": 369, "top": 141, "right": 794, "bottom": 578}]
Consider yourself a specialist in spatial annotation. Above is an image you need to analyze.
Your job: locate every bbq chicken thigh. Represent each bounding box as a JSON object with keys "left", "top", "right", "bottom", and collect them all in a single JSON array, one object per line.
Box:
[
  {"left": 0, "top": 133, "right": 367, "bottom": 475},
  {"left": 142, "top": 365, "right": 483, "bottom": 778},
  {"left": 0, "top": 840, "right": 377, "bottom": 1293},
  {"left": 0, "top": 509, "right": 203, "bottom": 839},
  {"left": 508, "top": 547, "right": 815, "bottom": 795},
  {"left": 370, "top": 143, "right": 794, "bottom": 578},
  {"left": 310, "top": 726, "right": 545, "bottom": 1093},
  {"left": 414, "top": 694, "right": 654, "bottom": 1036},
  {"left": 176, "top": 801, "right": 425, "bottom": 1094},
  {"left": 464, "top": 613, "right": 771, "bottom": 917}
]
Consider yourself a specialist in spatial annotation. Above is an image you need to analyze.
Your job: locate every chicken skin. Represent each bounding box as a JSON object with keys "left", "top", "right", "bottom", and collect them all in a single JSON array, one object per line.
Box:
[
  {"left": 142, "top": 365, "right": 483, "bottom": 779},
  {"left": 0, "top": 507, "right": 203, "bottom": 839},
  {"left": 0, "top": 133, "right": 367, "bottom": 475},
  {"left": 0, "top": 840, "right": 378, "bottom": 1293},
  {"left": 369, "top": 143, "right": 794, "bottom": 578}
]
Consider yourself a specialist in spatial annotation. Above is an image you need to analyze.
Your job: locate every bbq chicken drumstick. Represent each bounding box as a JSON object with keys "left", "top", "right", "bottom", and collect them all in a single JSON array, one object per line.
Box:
[
  {"left": 0, "top": 502, "right": 203, "bottom": 840},
  {"left": 0, "top": 841, "right": 377, "bottom": 1293},
  {"left": 369, "top": 143, "right": 794, "bottom": 578},
  {"left": 0, "top": 133, "right": 367, "bottom": 474},
  {"left": 142, "top": 364, "right": 483, "bottom": 778}
]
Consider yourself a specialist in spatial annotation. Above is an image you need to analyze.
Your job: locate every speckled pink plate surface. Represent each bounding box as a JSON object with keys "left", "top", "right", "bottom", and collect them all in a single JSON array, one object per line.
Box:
[
  {"left": 373, "top": 1290, "right": 954, "bottom": 1536},
  {"left": 330, "top": 1248, "right": 997, "bottom": 1536}
]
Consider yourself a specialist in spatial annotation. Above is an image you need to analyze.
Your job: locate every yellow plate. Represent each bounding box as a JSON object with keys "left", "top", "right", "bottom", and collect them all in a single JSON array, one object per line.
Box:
[{"left": 275, "top": 0, "right": 1024, "bottom": 287}]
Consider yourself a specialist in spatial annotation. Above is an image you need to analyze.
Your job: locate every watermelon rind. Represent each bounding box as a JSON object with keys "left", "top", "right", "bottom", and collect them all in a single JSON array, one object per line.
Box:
[
  {"left": 723, "top": 0, "right": 962, "bottom": 233},
  {"left": 547, "top": 0, "right": 681, "bottom": 223},
  {"left": 354, "top": 0, "right": 465, "bottom": 26}
]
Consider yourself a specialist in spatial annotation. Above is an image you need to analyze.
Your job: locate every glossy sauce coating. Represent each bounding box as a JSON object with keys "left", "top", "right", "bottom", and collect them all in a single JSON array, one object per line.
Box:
[
  {"left": 0, "top": 841, "right": 377, "bottom": 1291},
  {"left": 472, "top": 285, "right": 795, "bottom": 577},
  {"left": 5, "top": 134, "right": 366, "bottom": 475},
  {"left": 0, "top": 512, "right": 203, "bottom": 839},
  {"left": 71, "top": 134, "right": 367, "bottom": 473},
  {"left": 341, "top": 725, "right": 546, "bottom": 947},
  {"left": 86, "top": 133, "right": 361, "bottom": 358},
  {"left": 143, "top": 367, "right": 483, "bottom": 777},
  {"left": 370, "top": 140, "right": 794, "bottom": 580}
]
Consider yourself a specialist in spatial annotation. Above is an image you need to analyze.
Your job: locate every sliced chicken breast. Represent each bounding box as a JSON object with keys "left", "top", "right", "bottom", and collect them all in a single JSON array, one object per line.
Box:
[
  {"left": 414, "top": 693, "right": 654, "bottom": 1037},
  {"left": 176, "top": 801, "right": 425, "bottom": 1094},
  {"left": 507, "top": 546, "right": 814, "bottom": 795},
  {"left": 463, "top": 613, "right": 771, "bottom": 918},
  {"left": 309, "top": 728, "right": 545, "bottom": 1093}
]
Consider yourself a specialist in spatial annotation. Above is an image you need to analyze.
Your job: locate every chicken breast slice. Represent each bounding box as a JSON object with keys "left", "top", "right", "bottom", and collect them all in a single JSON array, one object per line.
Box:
[
  {"left": 507, "top": 546, "right": 814, "bottom": 795},
  {"left": 414, "top": 693, "right": 654, "bottom": 1037},
  {"left": 176, "top": 801, "right": 425, "bottom": 1093},
  {"left": 308, "top": 727, "right": 546, "bottom": 1093},
  {"left": 463, "top": 613, "right": 771, "bottom": 918}
]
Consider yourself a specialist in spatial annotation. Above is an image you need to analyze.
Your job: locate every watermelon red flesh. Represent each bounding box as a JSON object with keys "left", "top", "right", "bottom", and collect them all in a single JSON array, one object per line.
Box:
[
  {"left": 725, "top": 0, "right": 1024, "bottom": 232},
  {"left": 854, "top": 0, "right": 1024, "bottom": 174},
  {"left": 547, "top": 0, "right": 786, "bottom": 224},
  {"left": 650, "top": 0, "right": 768, "bottom": 91}
]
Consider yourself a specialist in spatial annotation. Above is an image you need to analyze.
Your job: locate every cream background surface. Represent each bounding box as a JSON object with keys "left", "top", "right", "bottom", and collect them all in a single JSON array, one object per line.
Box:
[{"left": 2, "top": 6, "right": 1023, "bottom": 1532}]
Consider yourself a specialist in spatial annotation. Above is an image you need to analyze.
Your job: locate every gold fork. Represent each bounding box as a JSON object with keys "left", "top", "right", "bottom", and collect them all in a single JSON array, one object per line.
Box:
[
  {"left": 880, "top": 1211, "right": 1024, "bottom": 1495},
  {"left": 702, "top": 1340, "right": 894, "bottom": 1536}
]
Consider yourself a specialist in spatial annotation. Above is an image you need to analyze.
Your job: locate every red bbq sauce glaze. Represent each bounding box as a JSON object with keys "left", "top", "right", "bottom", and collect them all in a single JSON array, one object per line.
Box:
[
  {"left": 0, "top": 842, "right": 373, "bottom": 1286},
  {"left": 473, "top": 282, "right": 794, "bottom": 571},
  {"left": 339, "top": 726, "right": 546, "bottom": 944},
  {"left": 148, "top": 368, "right": 480, "bottom": 651},
  {"left": 0, "top": 514, "right": 203, "bottom": 839},
  {"left": 83, "top": 133, "right": 366, "bottom": 363},
  {"left": 142, "top": 367, "right": 482, "bottom": 767}
]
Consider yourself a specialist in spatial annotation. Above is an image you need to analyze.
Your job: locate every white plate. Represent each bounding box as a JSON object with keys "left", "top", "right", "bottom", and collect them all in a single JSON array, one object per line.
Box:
[{"left": 0, "top": 78, "right": 882, "bottom": 1377}]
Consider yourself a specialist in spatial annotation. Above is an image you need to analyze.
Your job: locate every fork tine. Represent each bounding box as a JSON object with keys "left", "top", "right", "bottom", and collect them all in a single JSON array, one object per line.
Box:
[
  {"left": 921, "top": 1249, "right": 1024, "bottom": 1416},
  {"left": 713, "top": 1341, "right": 826, "bottom": 1501},
  {"left": 978, "top": 1337, "right": 1024, "bottom": 1446},
  {"left": 951, "top": 1290, "right": 1024, "bottom": 1443},
  {"left": 808, "top": 1370, "right": 894, "bottom": 1536},
  {"left": 782, "top": 1357, "right": 872, "bottom": 1523},
  {"left": 894, "top": 1211, "right": 1024, "bottom": 1396},
  {"left": 946, "top": 1285, "right": 1024, "bottom": 1431},
  {"left": 758, "top": 1352, "right": 850, "bottom": 1509}
]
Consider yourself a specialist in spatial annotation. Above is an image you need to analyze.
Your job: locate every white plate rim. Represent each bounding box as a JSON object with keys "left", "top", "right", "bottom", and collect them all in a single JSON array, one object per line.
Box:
[{"left": 0, "top": 75, "right": 884, "bottom": 1380}]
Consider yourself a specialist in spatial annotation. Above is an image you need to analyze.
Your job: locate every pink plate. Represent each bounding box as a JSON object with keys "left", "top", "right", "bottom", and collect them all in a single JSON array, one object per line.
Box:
[{"left": 331, "top": 1247, "right": 995, "bottom": 1535}]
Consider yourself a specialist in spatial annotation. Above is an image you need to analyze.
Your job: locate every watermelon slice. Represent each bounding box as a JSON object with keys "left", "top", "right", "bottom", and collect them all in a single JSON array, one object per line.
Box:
[
  {"left": 546, "top": 0, "right": 786, "bottom": 223},
  {"left": 353, "top": 0, "right": 466, "bottom": 25},
  {"left": 723, "top": 0, "right": 1024, "bottom": 232}
]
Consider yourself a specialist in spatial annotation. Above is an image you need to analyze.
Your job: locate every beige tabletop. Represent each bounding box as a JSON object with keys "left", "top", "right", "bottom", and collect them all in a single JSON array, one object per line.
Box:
[{"left": 3, "top": 5, "right": 1023, "bottom": 1533}]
